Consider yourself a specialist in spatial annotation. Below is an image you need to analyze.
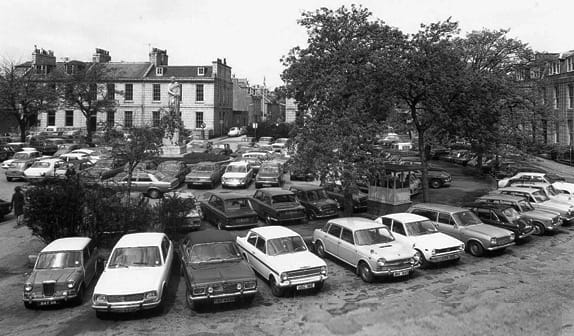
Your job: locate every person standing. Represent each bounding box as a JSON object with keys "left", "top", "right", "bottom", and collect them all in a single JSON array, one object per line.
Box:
[{"left": 10, "top": 186, "right": 25, "bottom": 228}]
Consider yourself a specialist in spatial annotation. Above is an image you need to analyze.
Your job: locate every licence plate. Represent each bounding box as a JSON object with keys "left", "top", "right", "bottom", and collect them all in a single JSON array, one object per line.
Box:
[
  {"left": 436, "top": 255, "right": 457, "bottom": 262},
  {"left": 393, "top": 270, "right": 409, "bottom": 277},
  {"left": 39, "top": 301, "right": 57, "bottom": 306},
  {"left": 213, "top": 297, "right": 236, "bottom": 304},
  {"left": 296, "top": 283, "right": 315, "bottom": 290}
]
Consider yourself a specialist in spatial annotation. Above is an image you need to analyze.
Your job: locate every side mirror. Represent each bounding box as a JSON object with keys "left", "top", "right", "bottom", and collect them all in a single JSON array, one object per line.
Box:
[{"left": 27, "top": 254, "right": 38, "bottom": 267}]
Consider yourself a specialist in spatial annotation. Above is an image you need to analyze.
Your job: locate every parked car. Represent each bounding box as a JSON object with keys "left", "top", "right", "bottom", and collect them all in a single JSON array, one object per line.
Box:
[
  {"left": 179, "top": 230, "right": 257, "bottom": 310},
  {"left": 2, "top": 149, "right": 42, "bottom": 169},
  {"left": 30, "top": 138, "right": 66, "bottom": 156},
  {"left": 464, "top": 202, "right": 535, "bottom": 241},
  {"left": 322, "top": 182, "right": 368, "bottom": 212},
  {"left": 256, "top": 137, "right": 274, "bottom": 146},
  {"left": 271, "top": 138, "right": 291, "bottom": 152},
  {"left": 105, "top": 170, "right": 180, "bottom": 199},
  {"left": 92, "top": 232, "right": 173, "bottom": 318},
  {"left": 185, "top": 162, "right": 225, "bottom": 189},
  {"left": 54, "top": 158, "right": 93, "bottom": 179},
  {"left": 237, "top": 226, "right": 328, "bottom": 296},
  {"left": 85, "top": 158, "right": 126, "bottom": 180},
  {"left": 251, "top": 188, "right": 307, "bottom": 225},
  {"left": 5, "top": 159, "right": 36, "bottom": 182},
  {"left": 162, "top": 190, "right": 203, "bottom": 231},
  {"left": 288, "top": 185, "right": 339, "bottom": 220},
  {"left": 375, "top": 213, "right": 465, "bottom": 267},
  {"left": 157, "top": 160, "right": 189, "bottom": 185},
  {"left": 23, "top": 157, "right": 62, "bottom": 182},
  {"left": 255, "top": 161, "right": 283, "bottom": 188},
  {"left": 498, "top": 172, "right": 565, "bottom": 188},
  {"left": 221, "top": 161, "right": 254, "bottom": 188},
  {"left": 289, "top": 167, "right": 315, "bottom": 181},
  {"left": 407, "top": 203, "right": 515, "bottom": 257},
  {"left": 476, "top": 193, "right": 562, "bottom": 236},
  {"left": 199, "top": 191, "right": 259, "bottom": 230},
  {"left": 227, "top": 127, "right": 242, "bottom": 137},
  {"left": 53, "top": 143, "right": 82, "bottom": 157},
  {"left": 506, "top": 181, "right": 574, "bottom": 206},
  {"left": 242, "top": 151, "right": 271, "bottom": 173},
  {"left": 312, "top": 217, "right": 417, "bottom": 282},
  {"left": 23, "top": 237, "right": 99, "bottom": 309},
  {"left": 496, "top": 186, "right": 574, "bottom": 224}
]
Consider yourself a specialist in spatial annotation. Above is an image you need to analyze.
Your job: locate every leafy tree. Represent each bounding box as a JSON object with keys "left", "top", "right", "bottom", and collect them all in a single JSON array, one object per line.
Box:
[
  {"left": 0, "top": 61, "right": 58, "bottom": 141},
  {"left": 53, "top": 62, "right": 117, "bottom": 144},
  {"left": 281, "top": 5, "right": 405, "bottom": 213}
]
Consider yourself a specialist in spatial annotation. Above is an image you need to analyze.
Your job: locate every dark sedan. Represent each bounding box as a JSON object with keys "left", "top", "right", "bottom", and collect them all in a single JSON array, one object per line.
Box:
[
  {"left": 464, "top": 202, "right": 535, "bottom": 241},
  {"left": 288, "top": 185, "right": 339, "bottom": 220},
  {"left": 322, "top": 182, "right": 368, "bottom": 212},
  {"left": 251, "top": 188, "right": 307, "bottom": 225},
  {"left": 84, "top": 158, "right": 126, "bottom": 180},
  {"left": 178, "top": 230, "right": 258, "bottom": 310},
  {"left": 185, "top": 162, "right": 225, "bottom": 189},
  {"left": 157, "top": 160, "right": 189, "bottom": 186},
  {"left": 199, "top": 191, "right": 260, "bottom": 230}
]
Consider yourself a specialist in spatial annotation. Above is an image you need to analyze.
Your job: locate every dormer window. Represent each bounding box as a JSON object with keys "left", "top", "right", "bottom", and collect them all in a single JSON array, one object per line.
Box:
[
  {"left": 197, "top": 67, "right": 205, "bottom": 76},
  {"left": 550, "top": 61, "right": 560, "bottom": 75},
  {"left": 156, "top": 67, "right": 164, "bottom": 76},
  {"left": 567, "top": 57, "right": 574, "bottom": 72}
]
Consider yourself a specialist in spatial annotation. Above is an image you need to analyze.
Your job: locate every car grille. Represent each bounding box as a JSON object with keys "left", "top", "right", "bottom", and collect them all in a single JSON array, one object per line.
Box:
[
  {"left": 285, "top": 267, "right": 322, "bottom": 280},
  {"left": 278, "top": 210, "right": 306, "bottom": 219},
  {"left": 319, "top": 205, "right": 338, "bottom": 214},
  {"left": 211, "top": 282, "right": 241, "bottom": 294},
  {"left": 435, "top": 246, "right": 461, "bottom": 254},
  {"left": 232, "top": 217, "right": 256, "bottom": 225},
  {"left": 497, "top": 236, "right": 513, "bottom": 245},
  {"left": 43, "top": 281, "right": 56, "bottom": 297},
  {"left": 107, "top": 293, "right": 144, "bottom": 303},
  {"left": 377, "top": 258, "right": 412, "bottom": 272}
]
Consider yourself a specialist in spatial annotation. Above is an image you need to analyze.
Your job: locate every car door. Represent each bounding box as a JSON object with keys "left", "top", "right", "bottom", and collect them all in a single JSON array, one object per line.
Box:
[
  {"left": 338, "top": 227, "right": 358, "bottom": 265},
  {"left": 436, "top": 212, "right": 462, "bottom": 240},
  {"left": 161, "top": 237, "right": 174, "bottom": 281},
  {"left": 246, "top": 233, "right": 266, "bottom": 276},
  {"left": 389, "top": 219, "right": 411, "bottom": 243},
  {"left": 324, "top": 224, "right": 342, "bottom": 255},
  {"left": 206, "top": 195, "right": 224, "bottom": 223}
]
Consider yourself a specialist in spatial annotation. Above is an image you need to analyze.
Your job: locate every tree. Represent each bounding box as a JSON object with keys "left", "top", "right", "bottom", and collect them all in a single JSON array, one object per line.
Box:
[
  {"left": 54, "top": 62, "right": 117, "bottom": 144},
  {"left": 281, "top": 5, "right": 406, "bottom": 213},
  {"left": 0, "top": 61, "right": 58, "bottom": 141}
]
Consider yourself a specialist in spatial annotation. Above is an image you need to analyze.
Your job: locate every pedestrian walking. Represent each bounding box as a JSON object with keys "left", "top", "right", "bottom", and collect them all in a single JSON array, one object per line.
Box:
[{"left": 10, "top": 186, "right": 25, "bottom": 228}]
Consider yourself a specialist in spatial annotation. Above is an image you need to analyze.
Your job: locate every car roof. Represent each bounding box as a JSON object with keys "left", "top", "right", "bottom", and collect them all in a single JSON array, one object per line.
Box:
[
  {"left": 36, "top": 158, "right": 62, "bottom": 163},
  {"left": 380, "top": 212, "right": 430, "bottom": 223},
  {"left": 409, "top": 202, "right": 468, "bottom": 213},
  {"left": 114, "top": 232, "right": 166, "bottom": 248},
  {"left": 228, "top": 160, "right": 248, "bottom": 166},
  {"left": 464, "top": 202, "right": 513, "bottom": 210},
  {"left": 256, "top": 188, "right": 293, "bottom": 196},
  {"left": 206, "top": 191, "right": 249, "bottom": 200},
  {"left": 479, "top": 193, "right": 526, "bottom": 202},
  {"left": 498, "top": 187, "right": 538, "bottom": 194},
  {"left": 327, "top": 217, "right": 381, "bottom": 231},
  {"left": 249, "top": 226, "right": 301, "bottom": 239},
  {"left": 289, "top": 184, "right": 324, "bottom": 192},
  {"left": 183, "top": 230, "right": 234, "bottom": 245},
  {"left": 42, "top": 237, "right": 91, "bottom": 252}
]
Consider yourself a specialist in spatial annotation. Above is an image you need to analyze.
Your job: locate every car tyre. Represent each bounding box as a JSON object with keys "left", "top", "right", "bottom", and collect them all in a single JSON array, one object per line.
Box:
[
  {"left": 414, "top": 250, "right": 427, "bottom": 268},
  {"left": 24, "top": 302, "right": 35, "bottom": 309},
  {"left": 468, "top": 241, "right": 484, "bottom": 257},
  {"left": 430, "top": 179, "right": 442, "bottom": 189},
  {"left": 270, "top": 276, "right": 285, "bottom": 297},
  {"left": 148, "top": 189, "right": 161, "bottom": 199},
  {"left": 315, "top": 241, "right": 326, "bottom": 258},
  {"left": 358, "top": 262, "right": 374, "bottom": 283},
  {"left": 73, "top": 285, "right": 85, "bottom": 306},
  {"left": 533, "top": 223, "right": 545, "bottom": 236}
]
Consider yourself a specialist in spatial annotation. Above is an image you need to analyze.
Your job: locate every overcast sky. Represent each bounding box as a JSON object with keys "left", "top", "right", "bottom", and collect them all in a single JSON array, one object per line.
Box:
[{"left": 1, "top": 0, "right": 571, "bottom": 89}]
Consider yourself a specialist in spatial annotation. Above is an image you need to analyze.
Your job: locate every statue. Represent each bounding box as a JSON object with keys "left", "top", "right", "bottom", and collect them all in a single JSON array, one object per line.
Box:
[{"left": 167, "top": 76, "right": 182, "bottom": 113}]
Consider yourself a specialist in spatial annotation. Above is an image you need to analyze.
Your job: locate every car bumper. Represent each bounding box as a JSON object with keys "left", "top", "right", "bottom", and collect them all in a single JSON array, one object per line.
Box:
[
  {"left": 222, "top": 181, "right": 248, "bottom": 187},
  {"left": 23, "top": 292, "right": 79, "bottom": 305},
  {"left": 186, "top": 179, "right": 214, "bottom": 186},
  {"left": 182, "top": 217, "right": 201, "bottom": 230},
  {"left": 256, "top": 181, "right": 281, "bottom": 187},
  {"left": 277, "top": 275, "right": 327, "bottom": 288},
  {"left": 485, "top": 241, "right": 515, "bottom": 251},
  {"left": 92, "top": 300, "right": 161, "bottom": 312},
  {"left": 189, "top": 288, "right": 258, "bottom": 303},
  {"left": 269, "top": 216, "right": 308, "bottom": 225},
  {"left": 372, "top": 266, "right": 415, "bottom": 277},
  {"left": 427, "top": 251, "right": 463, "bottom": 263}
]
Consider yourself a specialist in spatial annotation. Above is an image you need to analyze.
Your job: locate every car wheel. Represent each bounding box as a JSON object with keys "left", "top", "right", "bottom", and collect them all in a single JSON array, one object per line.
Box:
[
  {"left": 468, "top": 241, "right": 484, "bottom": 257},
  {"left": 315, "top": 241, "right": 326, "bottom": 258},
  {"left": 430, "top": 179, "right": 442, "bottom": 189},
  {"left": 414, "top": 250, "right": 427, "bottom": 268},
  {"left": 270, "top": 276, "right": 285, "bottom": 297},
  {"left": 148, "top": 189, "right": 161, "bottom": 199},
  {"left": 358, "top": 262, "right": 374, "bottom": 283},
  {"left": 533, "top": 223, "right": 545, "bottom": 236},
  {"left": 24, "top": 302, "right": 35, "bottom": 309},
  {"left": 73, "top": 285, "right": 85, "bottom": 306}
]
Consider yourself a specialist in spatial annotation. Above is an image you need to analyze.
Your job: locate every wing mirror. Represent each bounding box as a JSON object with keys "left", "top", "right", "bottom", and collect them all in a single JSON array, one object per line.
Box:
[{"left": 27, "top": 254, "right": 38, "bottom": 267}]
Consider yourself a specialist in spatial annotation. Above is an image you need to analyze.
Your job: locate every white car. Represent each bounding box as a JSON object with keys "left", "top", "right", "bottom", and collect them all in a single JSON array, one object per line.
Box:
[
  {"left": 496, "top": 186, "right": 574, "bottom": 224},
  {"left": 227, "top": 127, "right": 241, "bottom": 137},
  {"left": 508, "top": 182, "right": 574, "bottom": 206},
  {"left": 375, "top": 213, "right": 465, "bottom": 267},
  {"left": 236, "top": 226, "right": 327, "bottom": 297},
  {"left": 221, "top": 161, "right": 254, "bottom": 188},
  {"left": 92, "top": 232, "right": 173, "bottom": 318},
  {"left": 498, "top": 172, "right": 563, "bottom": 188},
  {"left": 1, "top": 149, "right": 42, "bottom": 169},
  {"left": 24, "top": 158, "right": 63, "bottom": 182},
  {"left": 312, "top": 217, "right": 418, "bottom": 282}
]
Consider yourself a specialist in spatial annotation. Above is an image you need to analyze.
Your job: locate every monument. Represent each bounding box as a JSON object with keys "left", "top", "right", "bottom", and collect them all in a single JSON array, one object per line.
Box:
[{"left": 161, "top": 77, "right": 186, "bottom": 156}]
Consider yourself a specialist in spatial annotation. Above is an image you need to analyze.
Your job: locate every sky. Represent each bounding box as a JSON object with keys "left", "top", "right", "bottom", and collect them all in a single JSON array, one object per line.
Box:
[{"left": 1, "top": 0, "right": 572, "bottom": 89}]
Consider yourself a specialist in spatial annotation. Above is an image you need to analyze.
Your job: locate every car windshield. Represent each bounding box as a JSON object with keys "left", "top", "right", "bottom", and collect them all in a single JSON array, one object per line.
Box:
[
  {"left": 272, "top": 194, "right": 297, "bottom": 203},
  {"left": 224, "top": 198, "right": 252, "bottom": 211},
  {"left": 517, "top": 200, "right": 534, "bottom": 211},
  {"left": 452, "top": 210, "right": 483, "bottom": 226},
  {"left": 267, "top": 236, "right": 307, "bottom": 256},
  {"left": 259, "top": 166, "right": 279, "bottom": 174},
  {"left": 187, "top": 242, "right": 241, "bottom": 263},
  {"left": 13, "top": 153, "right": 29, "bottom": 160},
  {"left": 531, "top": 190, "right": 549, "bottom": 202},
  {"left": 193, "top": 165, "right": 215, "bottom": 172},
  {"left": 501, "top": 207, "right": 521, "bottom": 220},
  {"left": 108, "top": 246, "right": 162, "bottom": 268},
  {"left": 93, "top": 160, "right": 114, "bottom": 169},
  {"left": 404, "top": 220, "right": 438, "bottom": 236},
  {"left": 30, "top": 161, "right": 51, "bottom": 168},
  {"left": 35, "top": 251, "right": 82, "bottom": 269},
  {"left": 226, "top": 165, "right": 246, "bottom": 173},
  {"left": 355, "top": 227, "right": 395, "bottom": 245},
  {"left": 10, "top": 161, "right": 26, "bottom": 169},
  {"left": 545, "top": 185, "right": 559, "bottom": 196},
  {"left": 306, "top": 189, "right": 329, "bottom": 201}
]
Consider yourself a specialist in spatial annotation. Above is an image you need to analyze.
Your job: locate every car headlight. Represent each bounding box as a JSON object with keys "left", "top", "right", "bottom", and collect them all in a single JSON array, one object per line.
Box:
[
  {"left": 240, "top": 178, "right": 246, "bottom": 183},
  {"left": 24, "top": 283, "right": 33, "bottom": 292},
  {"left": 490, "top": 237, "right": 497, "bottom": 245},
  {"left": 67, "top": 279, "right": 76, "bottom": 289},
  {"left": 320, "top": 266, "right": 327, "bottom": 275},
  {"left": 93, "top": 294, "right": 107, "bottom": 304},
  {"left": 243, "top": 281, "right": 257, "bottom": 290},
  {"left": 410, "top": 257, "right": 417, "bottom": 265},
  {"left": 460, "top": 244, "right": 465, "bottom": 250},
  {"left": 510, "top": 233, "right": 515, "bottom": 241},
  {"left": 207, "top": 286, "right": 214, "bottom": 294},
  {"left": 143, "top": 290, "right": 158, "bottom": 302},
  {"left": 376, "top": 258, "right": 386, "bottom": 266},
  {"left": 430, "top": 249, "right": 436, "bottom": 256},
  {"left": 192, "top": 286, "right": 206, "bottom": 295},
  {"left": 236, "top": 283, "right": 243, "bottom": 290},
  {"left": 280, "top": 273, "right": 288, "bottom": 281}
]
